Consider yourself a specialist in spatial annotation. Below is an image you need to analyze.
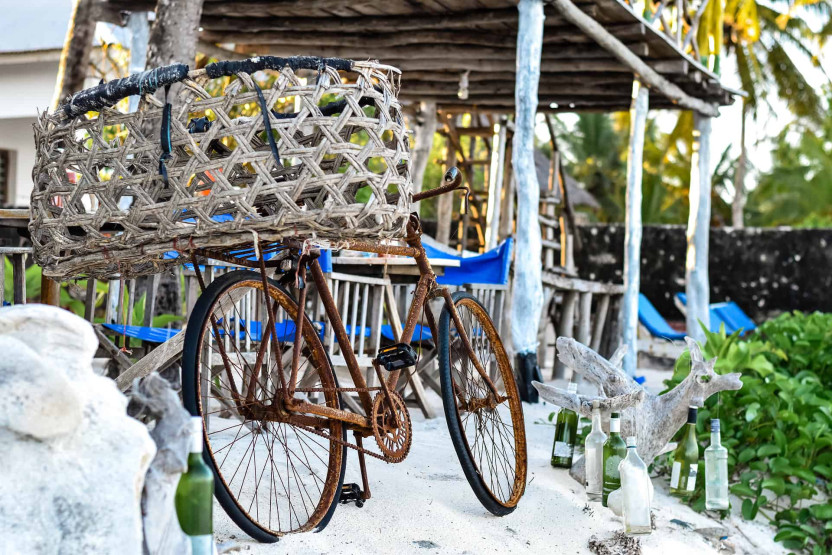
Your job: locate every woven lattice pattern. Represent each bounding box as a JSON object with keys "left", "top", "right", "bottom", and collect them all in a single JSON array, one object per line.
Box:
[{"left": 30, "top": 59, "right": 411, "bottom": 279}]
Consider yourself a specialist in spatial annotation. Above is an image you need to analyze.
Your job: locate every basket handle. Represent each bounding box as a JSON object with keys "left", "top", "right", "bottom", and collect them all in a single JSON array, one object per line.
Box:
[
  {"left": 204, "top": 56, "right": 353, "bottom": 79},
  {"left": 60, "top": 63, "right": 190, "bottom": 119}
]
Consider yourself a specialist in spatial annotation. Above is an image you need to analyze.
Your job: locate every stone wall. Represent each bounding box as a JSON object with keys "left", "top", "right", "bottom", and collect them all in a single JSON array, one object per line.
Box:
[{"left": 575, "top": 224, "right": 832, "bottom": 322}]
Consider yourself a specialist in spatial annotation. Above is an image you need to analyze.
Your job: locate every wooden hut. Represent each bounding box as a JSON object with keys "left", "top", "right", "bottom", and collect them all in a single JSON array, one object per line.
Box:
[{"left": 67, "top": 0, "right": 739, "bottom": 375}]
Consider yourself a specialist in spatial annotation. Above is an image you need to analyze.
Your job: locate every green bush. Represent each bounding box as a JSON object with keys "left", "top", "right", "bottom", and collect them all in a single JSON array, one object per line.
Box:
[{"left": 661, "top": 315, "right": 832, "bottom": 554}]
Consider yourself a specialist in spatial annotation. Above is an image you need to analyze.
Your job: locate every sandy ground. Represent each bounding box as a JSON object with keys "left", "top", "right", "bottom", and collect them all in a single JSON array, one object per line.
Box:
[{"left": 213, "top": 373, "right": 786, "bottom": 555}]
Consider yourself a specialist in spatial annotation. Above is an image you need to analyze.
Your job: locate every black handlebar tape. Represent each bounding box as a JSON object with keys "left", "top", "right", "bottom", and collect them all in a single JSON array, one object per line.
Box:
[
  {"left": 205, "top": 56, "right": 353, "bottom": 79},
  {"left": 61, "top": 63, "right": 189, "bottom": 119}
]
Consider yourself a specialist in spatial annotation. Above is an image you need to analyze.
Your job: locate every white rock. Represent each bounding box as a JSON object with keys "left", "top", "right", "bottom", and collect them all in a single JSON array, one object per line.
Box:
[{"left": 0, "top": 304, "right": 156, "bottom": 554}]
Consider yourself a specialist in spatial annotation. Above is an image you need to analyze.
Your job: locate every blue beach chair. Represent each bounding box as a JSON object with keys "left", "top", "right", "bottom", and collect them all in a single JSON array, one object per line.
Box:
[{"left": 675, "top": 293, "right": 756, "bottom": 335}]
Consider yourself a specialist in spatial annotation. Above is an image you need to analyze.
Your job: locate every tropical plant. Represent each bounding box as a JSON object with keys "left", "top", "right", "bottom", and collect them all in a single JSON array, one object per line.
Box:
[{"left": 660, "top": 317, "right": 832, "bottom": 554}]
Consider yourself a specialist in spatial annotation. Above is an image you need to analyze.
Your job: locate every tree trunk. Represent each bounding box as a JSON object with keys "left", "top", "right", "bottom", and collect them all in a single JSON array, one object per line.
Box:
[
  {"left": 52, "top": 0, "right": 96, "bottom": 108},
  {"left": 732, "top": 100, "right": 747, "bottom": 229},
  {"left": 534, "top": 336, "right": 742, "bottom": 483},
  {"left": 146, "top": 0, "right": 205, "bottom": 68}
]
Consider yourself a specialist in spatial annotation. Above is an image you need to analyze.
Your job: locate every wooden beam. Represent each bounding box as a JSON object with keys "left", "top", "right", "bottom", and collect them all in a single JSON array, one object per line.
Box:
[
  {"left": 116, "top": 330, "right": 186, "bottom": 391},
  {"left": 197, "top": 39, "right": 248, "bottom": 60},
  {"left": 622, "top": 80, "right": 649, "bottom": 376},
  {"left": 549, "top": 0, "right": 719, "bottom": 116},
  {"left": 685, "top": 113, "right": 712, "bottom": 343}
]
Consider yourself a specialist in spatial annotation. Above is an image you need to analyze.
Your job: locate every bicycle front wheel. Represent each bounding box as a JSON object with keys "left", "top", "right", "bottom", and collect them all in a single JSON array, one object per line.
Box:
[
  {"left": 182, "top": 270, "right": 346, "bottom": 542},
  {"left": 438, "top": 291, "right": 527, "bottom": 515}
]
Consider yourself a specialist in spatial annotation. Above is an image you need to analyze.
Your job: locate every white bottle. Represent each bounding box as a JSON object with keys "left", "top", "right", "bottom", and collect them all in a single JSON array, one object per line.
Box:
[
  {"left": 705, "top": 418, "right": 730, "bottom": 510},
  {"left": 619, "top": 436, "right": 652, "bottom": 535},
  {"left": 584, "top": 400, "right": 607, "bottom": 502}
]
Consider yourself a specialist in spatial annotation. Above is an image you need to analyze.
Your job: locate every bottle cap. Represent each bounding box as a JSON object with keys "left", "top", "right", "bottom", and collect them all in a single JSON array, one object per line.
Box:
[
  {"left": 610, "top": 412, "right": 620, "bottom": 419},
  {"left": 711, "top": 418, "right": 720, "bottom": 432},
  {"left": 567, "top": 382, "right": 578, "bottom": 394},
  {"left": 687, "top": 406, "right": 698, "bottom": 424},
  {"left": 592, "top": 400, "right": 600, "bottom": 410},
  {"left": 626, "top": 436, "right": 637, "bottom": 447}
]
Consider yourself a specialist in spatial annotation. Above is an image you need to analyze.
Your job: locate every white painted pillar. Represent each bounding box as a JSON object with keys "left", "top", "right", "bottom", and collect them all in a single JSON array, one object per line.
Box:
[
  {"left": 510, "top": 0, "right": 545, "bottom": 363},
  {"left": 411, "top": 100, "right": 438, "bottom": 204},
  {"left": 685, "top": 113, "right": 712, "bottom": 343},
  {"left": 486, "top": 121, "right": 508, "bottom": 249},
  {"left": 127, "top": 13, "right": 150, "bottom": 112},
  {"left": 622, "top": 80, "right": 649, "bottom": 376}
]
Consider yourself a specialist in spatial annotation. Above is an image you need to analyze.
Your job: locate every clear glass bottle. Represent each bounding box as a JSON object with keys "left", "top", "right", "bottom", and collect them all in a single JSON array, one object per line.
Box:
[
  {"left": 584, "top": 400, "right": 607, "bottom": 502},
  {"left": 620, "top": 436, "right": 652, "bottom": 535},
  {"left": 551, "top": 382, "right": 579, "bottom": 468},
  {"left": 705, "top": 418, "right": 729, "bottom": 510},
  {"left": 670, "top": 406, "right": 700, "bottom": 498},
  {"left": 175, "top": 417, "right": 214, "bottom": 555},
  {"left": 602, "top": 411, "right": 627, "bottom": 506}
]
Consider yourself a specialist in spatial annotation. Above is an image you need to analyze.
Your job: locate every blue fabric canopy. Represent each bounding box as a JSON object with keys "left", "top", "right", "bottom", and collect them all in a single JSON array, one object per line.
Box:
[{"left": 421, "top": 238, "right": 513, "bottom": 286}]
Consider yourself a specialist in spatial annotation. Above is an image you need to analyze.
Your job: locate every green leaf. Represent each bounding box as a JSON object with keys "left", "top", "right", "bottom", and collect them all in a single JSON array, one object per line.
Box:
[
  {"left": 746, "top": 402, "right": 761, "bottom": 422},
  {"left": 742, "top": 498, "right": 757, "bottom": 520},
  {"left": 738, "top": 447, "right": 757, "bottom": 464},
  {"left": 809, "top": 504, "right": 832, "bottom": 520},
  {"left": 757, "top": 444, "right": 781, "bottom": 458},
  {"left": 762, "top": 477, "right": 787, "bottom": 496}
]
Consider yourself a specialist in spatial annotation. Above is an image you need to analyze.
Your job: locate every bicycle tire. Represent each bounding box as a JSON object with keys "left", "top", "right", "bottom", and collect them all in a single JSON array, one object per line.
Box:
[
  {"left": 182, "top": 270, "right": 346, "bottom": 542},
  {"left": 438, "top": 291, "right": 527, "bottom": 516}
]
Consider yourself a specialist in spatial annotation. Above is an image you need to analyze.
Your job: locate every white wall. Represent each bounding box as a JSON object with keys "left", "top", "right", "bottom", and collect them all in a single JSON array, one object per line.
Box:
[
  {"left": 0, "top": 60, "right": 59, "bottom": 119},
  {"left": 0, "top": 117, "right": 39, "bottom": 205},
  {"left": 0, "top": 58, "right": 59, "bottom": 206}
]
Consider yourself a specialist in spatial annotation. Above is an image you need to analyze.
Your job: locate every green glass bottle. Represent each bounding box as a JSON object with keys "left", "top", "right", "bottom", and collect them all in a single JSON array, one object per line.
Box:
[
  {"left": 602, "top": 411, "right": 627, "bottom": 506},
  {"left": 176, "top": 417, "right": 214, "bottom": 554},
  {"left": 670, "top": 406, "right": 700, "bottom": 498},
  {"left": 551, "top": 382, "right": 579, "bottom": 468}
]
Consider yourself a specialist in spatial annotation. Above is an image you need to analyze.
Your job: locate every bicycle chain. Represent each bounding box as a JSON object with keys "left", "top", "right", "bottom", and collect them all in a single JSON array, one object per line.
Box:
[{"left": 294, "top": 421, "right": 392, "bottom": 462}]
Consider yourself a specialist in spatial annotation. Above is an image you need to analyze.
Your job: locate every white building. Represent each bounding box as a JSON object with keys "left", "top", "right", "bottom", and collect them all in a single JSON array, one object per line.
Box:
[{"left": 0, "top": 0, "right": 73, "bottom": 207}]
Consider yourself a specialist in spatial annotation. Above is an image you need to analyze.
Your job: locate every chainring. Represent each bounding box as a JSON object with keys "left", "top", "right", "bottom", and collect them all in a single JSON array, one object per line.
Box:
[{"left": 370, "top": 391, "right": 412, "bottom": 463}]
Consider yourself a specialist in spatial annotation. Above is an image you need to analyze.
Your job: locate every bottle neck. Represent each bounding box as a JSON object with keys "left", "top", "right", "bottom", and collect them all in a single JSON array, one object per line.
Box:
[
  {"left": 711, "top": 430, "right": 721, "bottom": 446},
  {"left": 592, "top": 410, "right": 603, "bottom": 431},
  {"left": 686, "top": 422, "right": 697, "bottom": 442},
  {"left": 609, "top": 418, "right": 620, "bottom": 436}
]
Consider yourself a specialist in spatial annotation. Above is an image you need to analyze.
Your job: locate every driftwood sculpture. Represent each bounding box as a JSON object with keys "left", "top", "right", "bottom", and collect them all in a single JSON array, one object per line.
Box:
[
  {"left": 534, "top": 336, "right": 742, "bottom": 482},
  {"left": 131, "top": 373, "right": 191, "bottom": 555}
]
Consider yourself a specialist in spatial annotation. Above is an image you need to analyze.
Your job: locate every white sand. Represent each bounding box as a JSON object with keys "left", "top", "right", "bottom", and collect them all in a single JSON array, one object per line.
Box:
[{"left": 213, "top": 384, "right": 785, "bottom": 555}]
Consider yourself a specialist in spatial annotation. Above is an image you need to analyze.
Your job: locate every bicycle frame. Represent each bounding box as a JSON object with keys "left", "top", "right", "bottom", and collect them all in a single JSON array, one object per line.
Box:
[{"left": 278, "top": 214, "right": 502, "bottom": 435}]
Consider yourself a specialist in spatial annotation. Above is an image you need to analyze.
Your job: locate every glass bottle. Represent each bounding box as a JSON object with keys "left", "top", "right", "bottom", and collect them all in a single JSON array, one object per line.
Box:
[
  {"left": 584, "top": 400, "right": 607, "bottom": 502},
  {"left": 551, "top": 382, "right": 579, "bottom": 468},
  {"left": 602, "top": 411, "right": 627, "bottom": 506},
  {"left": 620, "top": 436, "right": 652, "bottom": 535},
  {"left": 705, "top": 418, "right": 729, "bottom": 510},
  {"left": 670, "top": 406, "right": 700, "bottom": 498},
  {"left": 175, "top": 417, "right": 214, "bottom": 555}
]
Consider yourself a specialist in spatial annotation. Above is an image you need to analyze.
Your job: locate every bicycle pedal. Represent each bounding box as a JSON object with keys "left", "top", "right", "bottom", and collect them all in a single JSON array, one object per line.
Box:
[
  {"left": 339, "top": 483, "right": 366, "bottom": 508},
  {"left": 376, "top": 343, "right": 418, "bottom": 371}
]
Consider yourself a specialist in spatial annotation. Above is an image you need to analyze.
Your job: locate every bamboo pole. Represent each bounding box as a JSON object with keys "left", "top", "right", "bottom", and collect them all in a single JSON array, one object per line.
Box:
[{"left": 411, "top": 101, "right": 438, "bottom": 201}]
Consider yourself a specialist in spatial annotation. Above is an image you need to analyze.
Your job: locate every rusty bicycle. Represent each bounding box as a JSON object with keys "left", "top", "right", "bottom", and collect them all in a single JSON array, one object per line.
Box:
[{"left": 181, "top": 168, "right": 527, "bottom": 542}]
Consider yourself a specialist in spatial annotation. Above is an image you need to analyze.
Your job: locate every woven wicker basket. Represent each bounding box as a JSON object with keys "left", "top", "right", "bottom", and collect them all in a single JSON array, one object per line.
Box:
[{"left": 30, "top": 57, "right": 411, "bottom": 279}]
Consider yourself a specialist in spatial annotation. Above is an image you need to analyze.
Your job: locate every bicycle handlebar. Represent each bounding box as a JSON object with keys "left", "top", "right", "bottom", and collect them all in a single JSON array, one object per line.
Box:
[
  {"left": 412, "top": 167, "right": 464, "bottom": 202},
  {"left": 60, "top": 63, "right": 189, "bottom": 119},
  {"left": 205, "top": 56, "right": 353, "bottom": 79}
]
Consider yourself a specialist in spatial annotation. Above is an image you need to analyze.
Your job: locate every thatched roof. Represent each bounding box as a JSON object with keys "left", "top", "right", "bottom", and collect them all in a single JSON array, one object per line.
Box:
[{"left": 105, "top": 0, "right": 737, "bottom": 113}]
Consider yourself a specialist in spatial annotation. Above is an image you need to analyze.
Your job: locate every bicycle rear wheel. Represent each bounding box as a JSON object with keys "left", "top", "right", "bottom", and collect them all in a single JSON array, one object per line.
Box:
[
  {"left": 182, "top": 270, "right": 346, "bottom": 542},
  {"left": 438, "top": 291, "right": 527, "bottom": 515}
]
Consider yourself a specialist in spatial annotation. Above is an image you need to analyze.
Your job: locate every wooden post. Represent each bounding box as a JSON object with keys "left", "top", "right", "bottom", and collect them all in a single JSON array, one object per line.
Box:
[
  {"left": 685, "top": 113, "right": 712, "bottom": 343},
  {"left": 45, "top": 0, "right": 96, "bottom": 306},
  {"left": 732, "top": 99, "right": 747, "bottom": 228},
  {"left": 146, "top": 0, "right": 205, "bottom": 68},
  {"left": 411, "top": 101, "right": 438, "bottom": 203},
  {"left": 435, "top": 135, "right": 455, "bottom": 245},
  {"left": 622, "top": 80, "right": 649, "bottom": 376},
  {"left": 486, "top": 120, "right": 507, "bottom": 249},
  {"left": 127, "top": 12, "right": 150, "bottom": 112},
  {"left": 511, "top": 0, "right": 546, "bottom": 383}
]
